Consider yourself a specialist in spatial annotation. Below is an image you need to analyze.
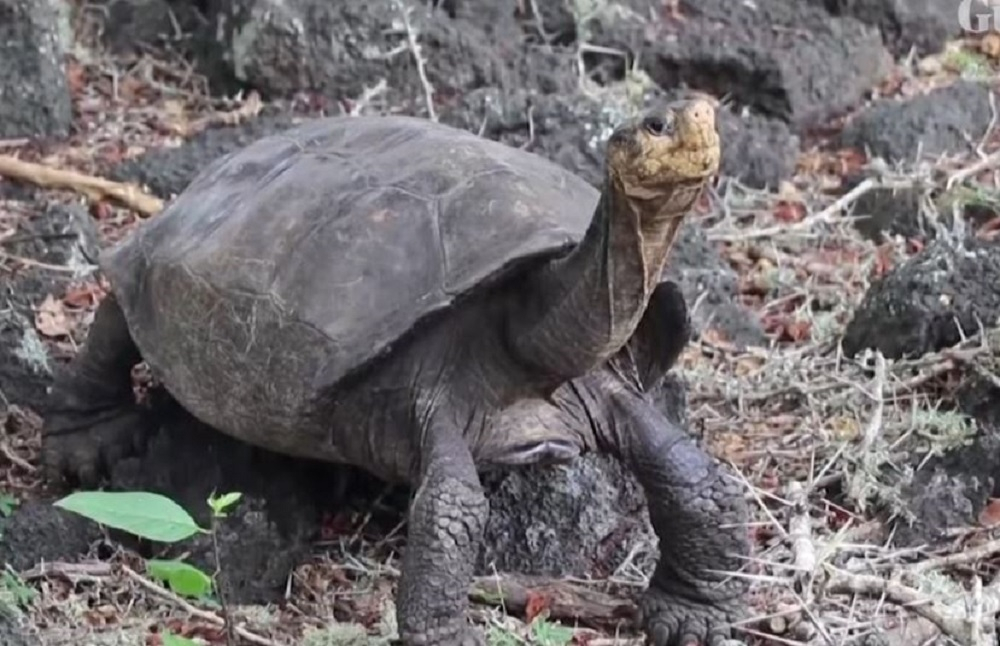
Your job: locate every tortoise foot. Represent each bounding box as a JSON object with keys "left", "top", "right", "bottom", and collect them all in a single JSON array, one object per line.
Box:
[
  {"left": 639, "top": 586, "right": 747, "bottom": 646},
  {"left": 401, "top": 622, "right": 485, "bottom": 646},
  {"left": 43, "top": 395, "right": 151, "bottom": 488}
]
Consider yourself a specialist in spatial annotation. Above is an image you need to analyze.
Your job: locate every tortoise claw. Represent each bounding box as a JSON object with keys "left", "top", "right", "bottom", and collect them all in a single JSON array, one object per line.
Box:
[{"left": 639, "top": 586, "right": 747, "bottom": 646}]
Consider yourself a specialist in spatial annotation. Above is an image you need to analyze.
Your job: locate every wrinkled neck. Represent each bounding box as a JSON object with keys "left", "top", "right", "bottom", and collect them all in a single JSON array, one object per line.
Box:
[{"left": 504, "top": 175, "right": 703, "bottom": 385}]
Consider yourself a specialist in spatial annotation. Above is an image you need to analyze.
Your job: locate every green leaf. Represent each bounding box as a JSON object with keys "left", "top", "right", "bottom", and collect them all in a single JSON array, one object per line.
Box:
[
  {"left": 163, "top": 631, "right": 200, "bottom": 646},
  {"left": 1, "top": 570, "right": 37, "bottom": 609},
  {"left": 530, "top": 618, "right": 574, "bottom": 646},
  {"left": 147, "top": 559, "right": 213, "bottom": 599},
  {"left": 207, "top": 491, "right": 242, "bottom": 516},
  {"left": 53, "top": 491, "right": 204, "bottom": 543},
  {"left": 0, "top": 494, "right": 18, "bottom": 517}
]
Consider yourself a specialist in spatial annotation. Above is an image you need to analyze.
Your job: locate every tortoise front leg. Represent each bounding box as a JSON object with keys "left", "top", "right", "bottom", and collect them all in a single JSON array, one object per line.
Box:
[
  {"left": 397, "top": 418, "right": 489, "bottom": 646},
  {"left": 43, "top": 293, "right": 150, "bottom": 487},
  {"left": 601, "top": 387, "right": 750, "bottom": 646}
]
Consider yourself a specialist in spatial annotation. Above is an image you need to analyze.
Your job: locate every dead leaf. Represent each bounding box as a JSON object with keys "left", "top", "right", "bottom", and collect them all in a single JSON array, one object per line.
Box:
[
  {"left": 34, "top": 294, "right": 72, "bottom": 338},
  {"left": 524, "top": 590, "right": 550, "bottom": 623},
  {"left": 774, "top": 200, "right": 806, "bottom": 223},
  {"left": 981, "top": 32, "right": 1000, "bottom": 60},
  {"left": 65, "top": 60, "right": 86, "bottom": 97},
  {"left": 979, "top": 498, "right": 1000, "bottom": 527},
  {"left": 63, "top": 282, "right": 105, "bottom": 309},
  {"left": 871, "top": 243, "right": 895, "bottom": 279},
  {"left": 784, "top": 320, "right": 811, "bottom": 342}
]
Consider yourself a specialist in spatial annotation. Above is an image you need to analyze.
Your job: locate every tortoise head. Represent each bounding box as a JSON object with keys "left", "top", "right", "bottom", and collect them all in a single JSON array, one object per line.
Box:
[{"left": 605, "top": 96, "right": 720, "bottom": 204}]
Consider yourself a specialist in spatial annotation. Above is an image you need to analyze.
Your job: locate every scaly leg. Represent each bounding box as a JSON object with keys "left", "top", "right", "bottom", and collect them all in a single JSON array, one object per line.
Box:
[
  {"left": 397, "top": 415, "right": 489, "bottom": 646},
  {"left": 43, "top": 293, "right": 150, "bottom": 487},
  {"left": 602, "top": 386, "right": 750, "bottom": 646}
]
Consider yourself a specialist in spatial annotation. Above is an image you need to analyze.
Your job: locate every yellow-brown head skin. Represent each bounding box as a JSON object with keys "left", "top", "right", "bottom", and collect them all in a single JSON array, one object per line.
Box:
[{"left": 606, "top": 96, "right": 721, "bottom": 199}]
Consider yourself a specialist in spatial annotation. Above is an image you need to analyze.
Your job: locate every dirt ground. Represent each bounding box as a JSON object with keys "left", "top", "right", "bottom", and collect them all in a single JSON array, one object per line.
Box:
[{"left": 4, "top": 1, "right": 1000, "bottom": 645}]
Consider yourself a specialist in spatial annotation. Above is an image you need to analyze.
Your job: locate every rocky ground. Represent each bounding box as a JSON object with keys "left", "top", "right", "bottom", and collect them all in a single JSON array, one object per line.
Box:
[{"left": 2, "top": 0, "right": 1000, "bottom": 645}]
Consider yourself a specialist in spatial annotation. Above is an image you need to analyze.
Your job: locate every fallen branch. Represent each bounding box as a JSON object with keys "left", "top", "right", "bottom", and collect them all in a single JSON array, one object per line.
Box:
[
  {"left": 909, "top": 538, "right": 1000, "bottom": 575},
  {"left": 825, "top": 569, "right": 984, "bottom": 644},
  {"left": 0, "top": 155, "right": 163, "bottom": 216},
  {"left": 470, "top": 575, "right": 637, "bottom": 627}
]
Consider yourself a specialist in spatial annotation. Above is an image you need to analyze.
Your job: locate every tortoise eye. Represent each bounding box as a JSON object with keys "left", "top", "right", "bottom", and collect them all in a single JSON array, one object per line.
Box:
[{"left": 642, "top": 114, "right": 674, "bottom": 136}]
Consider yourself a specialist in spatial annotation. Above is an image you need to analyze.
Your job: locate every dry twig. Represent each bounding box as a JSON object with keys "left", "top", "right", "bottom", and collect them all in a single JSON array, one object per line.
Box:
[
  {"left": 0, "top": 155, "right": 163, "bottom": 215},
  {"left": 392, "top": 0, "right": 437, "bottom": 121},
  {"left": 470, "top": 575, "right": 637, "bottom": 627},
  {"left": 121, "top": 564, "right": 285, "bottom": 646}
]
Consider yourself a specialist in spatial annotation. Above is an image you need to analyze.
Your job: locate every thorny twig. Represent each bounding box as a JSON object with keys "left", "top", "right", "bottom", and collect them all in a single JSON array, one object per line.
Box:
[
  {"left": 392, "top": 0, "right": 437, "bottom": 121},
  {"left": 707, "top": 176, "right": 922, "bottom": 242}
]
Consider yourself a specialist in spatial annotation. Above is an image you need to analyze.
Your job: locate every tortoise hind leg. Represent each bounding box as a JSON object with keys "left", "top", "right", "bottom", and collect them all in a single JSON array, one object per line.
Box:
[{"left": 43, "top": 293, "right": 150, "bottom": 488}]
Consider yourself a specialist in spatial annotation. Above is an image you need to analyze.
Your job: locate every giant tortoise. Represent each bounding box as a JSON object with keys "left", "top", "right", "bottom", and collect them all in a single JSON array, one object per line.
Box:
[{"left": 43, "top": 96, "right": 750, "bottom": 646}]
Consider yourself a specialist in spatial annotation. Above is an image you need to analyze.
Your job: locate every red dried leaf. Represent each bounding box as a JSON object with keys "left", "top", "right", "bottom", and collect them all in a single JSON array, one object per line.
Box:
[
  {"left": 871, "top": 244, "right": 894, "bottom": 279},
  {"left": 63, "top": 282, "right": 105, "bottom": 309},
  {"left": 826, "top": 505, "right": 852, "bottom": 530},
  {"left": 65, "top": 60, "right": 86, "bottom": 97},
  {"left": 979, "top": 498, "right": 1000, "bottom": 527},
  {"left": 319, "top": 510, "right": 355, "bottom": 540},
  {"left": 758, "top": 470, "right": 780, "bottom": 492},
  {"left": 978, "top": 217, "right": 1000, "bottom": 238},
  {"left": 524, "top": 590, "right": 551, "bottom": 623},
  {"left": 773, "top": 200, "right": 806, "bottom": 223},
  {"left": 784, "top": 320, "right": 812, "bottom": 342},
  {"left": 90, "top": 200, "right": 113, "bottom": 220}
]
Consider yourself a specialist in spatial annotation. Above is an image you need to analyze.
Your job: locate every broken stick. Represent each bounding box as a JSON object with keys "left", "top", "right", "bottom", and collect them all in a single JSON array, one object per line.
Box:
[
  {"left": 470, "top": 574, "right": 637, "bottom": 627},
  {"left": 0, "top": 155, "right": 163, "bottom": 216}
]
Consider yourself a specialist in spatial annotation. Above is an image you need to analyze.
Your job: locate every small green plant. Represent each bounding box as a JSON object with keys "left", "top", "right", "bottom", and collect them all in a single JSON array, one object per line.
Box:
[
  {"left": 527, "top": 614, "right": 574, "bottom": 646},
  {"left": 0, "top": 567, "right": 37, "bottom": 609},
  {"left": 54, "top": 489, "right": 244, "bottom": 643},
  {"left": 162, "top": 633, "right": 200, "bottom": 646},
  {"left": 486, "top": 625, "right": 521, "bottom": 646},
  {"left": 944, "top": 48, "right": 992, "bottom": 79},
  {"left": 0, "top": 493, "right": 19, "bottom": 517},
  {"left": 486, "top": 612, "right": 575, "bottom": 646}
]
